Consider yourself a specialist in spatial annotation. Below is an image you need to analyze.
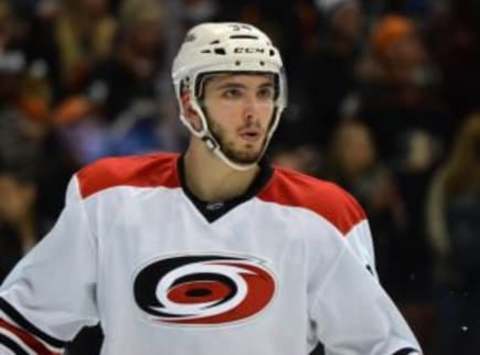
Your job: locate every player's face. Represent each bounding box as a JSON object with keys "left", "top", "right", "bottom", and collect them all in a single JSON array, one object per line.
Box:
[{"left": 202, "top": 74, "right": 276, "bottom": 165}]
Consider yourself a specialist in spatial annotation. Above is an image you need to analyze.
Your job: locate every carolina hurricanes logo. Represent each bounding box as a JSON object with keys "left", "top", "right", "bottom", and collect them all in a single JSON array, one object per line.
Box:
[{"left": 133, "top": 255, "right": 276, "bottom": 325}]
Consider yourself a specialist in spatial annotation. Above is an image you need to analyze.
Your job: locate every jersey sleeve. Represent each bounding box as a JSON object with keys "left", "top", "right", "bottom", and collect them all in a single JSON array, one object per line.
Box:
[
  {"left": 0, "top": 175, "right": 99, "bottom": 355},
  {"left": 309, "top": 237, "right": 422, "bottom": 355},
  {"left": 345, "top": 219, "right": 377, "bottom": 278}
]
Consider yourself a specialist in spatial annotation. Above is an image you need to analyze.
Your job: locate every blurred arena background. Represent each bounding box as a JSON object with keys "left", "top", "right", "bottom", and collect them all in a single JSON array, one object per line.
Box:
[{"left": 0, "top": 0, "right": 479, "bottom": 354}]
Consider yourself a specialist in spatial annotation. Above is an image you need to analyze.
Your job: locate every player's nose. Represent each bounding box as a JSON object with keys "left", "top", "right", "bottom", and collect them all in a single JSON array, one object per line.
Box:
[{"left": 243, "top": 93, "right": 261, "bottom": 122}]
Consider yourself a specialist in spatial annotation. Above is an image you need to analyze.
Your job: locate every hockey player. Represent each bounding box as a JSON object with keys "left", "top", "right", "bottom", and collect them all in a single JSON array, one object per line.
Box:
[{"left": 0, "top": 22, "right": 422, "bottom": 355}]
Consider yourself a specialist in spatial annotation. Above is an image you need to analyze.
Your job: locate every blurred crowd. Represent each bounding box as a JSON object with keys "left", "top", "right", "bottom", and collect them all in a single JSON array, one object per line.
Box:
[{"left": 0, "top": 0, "right": 479, "bottom": 354}]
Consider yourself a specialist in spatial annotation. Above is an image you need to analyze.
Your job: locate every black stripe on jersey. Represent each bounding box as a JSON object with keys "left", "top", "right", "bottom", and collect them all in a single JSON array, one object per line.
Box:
[
  {"left": 0, "top": 297, "right": 65, "bottom": 348},
  {"left": 0, "top": 333, "right": 30, "bottom": 355},
  {"left": 392, "top": 348, "right": 419, "bottom": 355}
]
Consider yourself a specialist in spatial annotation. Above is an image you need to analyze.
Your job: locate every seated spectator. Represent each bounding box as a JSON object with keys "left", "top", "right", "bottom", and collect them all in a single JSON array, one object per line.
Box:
[
  {"left": 55, "top": 0, "right": 117, "bottom": 93},
  {"left": 323, "top": 120, "right": 407, "bottom": 293},
  {"left": 354, "top": 20, "right": 447, "bottom": 315},
  {"left": 0, "top": 165, "right": 39, "bottom": 282},
  {"left": 282, "top": 0, "right": 365, "bottom": 148},
  {"left": 357, "top": 14, "right": 452, "bottom": 162},
  {"left": 0, "top": 0, "right": 52, "bottom": 122},
  {"left": 426, "top": 113, "right": 480, "bottom": 355},
  {"left": 0, "top": 72, "right": 75, "bottom": 235},
  {"left": 324, "top": 119, "right": 436, "bottom": 351},
  {"left": 51, "top": 0, "right": 183, "bottom": 166},
  {"left": 53, "top": 0, "right": 166, "bottom": 123},
  {"left": 0, "top": 113, "right": 43, "bottom": 282}
]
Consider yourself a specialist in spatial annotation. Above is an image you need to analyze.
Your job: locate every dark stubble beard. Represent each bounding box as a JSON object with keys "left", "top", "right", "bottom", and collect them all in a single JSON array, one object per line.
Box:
[{"left": 207, "top": 116, "right": 268, "bottom": 165}]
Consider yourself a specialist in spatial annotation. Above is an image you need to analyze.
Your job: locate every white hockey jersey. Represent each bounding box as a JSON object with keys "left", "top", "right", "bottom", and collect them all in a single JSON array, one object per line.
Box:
[{"left": 0, "top": 153, "right": 421, "bottom": 355}]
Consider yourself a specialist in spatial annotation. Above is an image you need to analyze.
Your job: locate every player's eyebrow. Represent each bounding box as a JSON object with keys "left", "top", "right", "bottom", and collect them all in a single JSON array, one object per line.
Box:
[
  {"left": 213, "top": 80, "right": 274, "bottom": 91},
  {"left": 258, "top": 82, "right": 275, "bottom": 89},
  {"left": 214, "top": 82, "right": 247, "bottom": 91}
]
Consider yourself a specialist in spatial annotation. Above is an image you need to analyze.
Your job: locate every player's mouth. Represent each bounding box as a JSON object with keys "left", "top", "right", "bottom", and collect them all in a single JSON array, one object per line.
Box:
[{"left": 238, "top": 128, "right": 262, "bottom": 142}]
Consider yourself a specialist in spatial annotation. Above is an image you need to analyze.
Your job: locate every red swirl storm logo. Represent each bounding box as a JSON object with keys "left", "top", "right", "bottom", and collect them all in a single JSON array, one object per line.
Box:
[{"left": 133, "top": 255, "right": 276, "bottom": 325}]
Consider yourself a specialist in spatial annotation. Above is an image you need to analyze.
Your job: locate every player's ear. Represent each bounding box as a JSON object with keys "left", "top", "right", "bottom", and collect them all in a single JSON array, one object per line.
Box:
[{"left": 181, "top": 92, "right": 202, "bottom": 131}]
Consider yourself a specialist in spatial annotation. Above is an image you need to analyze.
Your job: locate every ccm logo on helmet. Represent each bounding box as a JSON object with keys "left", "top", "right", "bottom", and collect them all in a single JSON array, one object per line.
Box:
[
  {"left": 133, "top": 255, "right": 276, "bottom": 325},
  {"left": 234, "top": 47, "right": 266, "bottom": 54}
]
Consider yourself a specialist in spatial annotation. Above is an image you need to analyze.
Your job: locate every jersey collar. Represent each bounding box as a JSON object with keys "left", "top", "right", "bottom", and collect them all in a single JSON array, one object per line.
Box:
[{"left": 177, "top": 155, "right": 273, "bottom": 223}]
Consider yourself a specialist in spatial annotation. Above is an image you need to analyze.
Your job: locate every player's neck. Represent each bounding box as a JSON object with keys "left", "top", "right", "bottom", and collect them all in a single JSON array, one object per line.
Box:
[{"left": 183, "top": 143, "right": 260, "bottom": 203}]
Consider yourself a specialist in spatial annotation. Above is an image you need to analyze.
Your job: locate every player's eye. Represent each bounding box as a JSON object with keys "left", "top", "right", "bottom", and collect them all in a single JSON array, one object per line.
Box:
[
  {"left": 222, "top": 88, "right": 243, "bottom": 99},
  {"left": 257, "top": 87, "right": 275, "bottom": 100}
]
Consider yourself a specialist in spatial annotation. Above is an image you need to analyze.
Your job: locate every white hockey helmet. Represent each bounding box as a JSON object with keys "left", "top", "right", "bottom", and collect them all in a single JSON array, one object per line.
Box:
[{"left": 172, "top": 22, "right": 287, "bottom": 170}]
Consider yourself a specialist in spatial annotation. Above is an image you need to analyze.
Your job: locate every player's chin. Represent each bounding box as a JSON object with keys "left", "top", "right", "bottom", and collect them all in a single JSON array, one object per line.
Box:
[{"left": 228, "top": 147, "right": 263, "bottom": 165}]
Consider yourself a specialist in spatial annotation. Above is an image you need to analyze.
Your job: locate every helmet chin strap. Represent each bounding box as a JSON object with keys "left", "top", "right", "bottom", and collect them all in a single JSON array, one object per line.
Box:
[
  {"left": 203, "top": 134, "right": 260, "bottom": 172},
  {"left": 198, "top": 118, "right": 263, "bottom": 172}
]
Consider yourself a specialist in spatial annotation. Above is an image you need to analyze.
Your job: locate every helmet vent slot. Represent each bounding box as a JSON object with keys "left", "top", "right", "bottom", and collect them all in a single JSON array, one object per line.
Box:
[
  {"left": 230, "top": 35, "right": 258, "bottom": 40},
  {"left": 214, "top": 48, "right": 226, "bottom": 55},
  {"left": 201, "top": 49, "right": 212, "bottom": 53},
  {"left": 269, "top": 49, "right": 275, "bottom": 57},
  {"left": 210, "top": 40, "right": 220, "bottom": 45}
]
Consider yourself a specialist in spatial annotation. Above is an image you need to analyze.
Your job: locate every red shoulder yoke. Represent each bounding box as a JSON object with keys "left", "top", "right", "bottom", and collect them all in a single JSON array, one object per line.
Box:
[
  {"left": 258, "top": 167, "right": 366, "bottom": 235},
  {"left": 77, "top": 153, "right": 180, "bottom": 199}
]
